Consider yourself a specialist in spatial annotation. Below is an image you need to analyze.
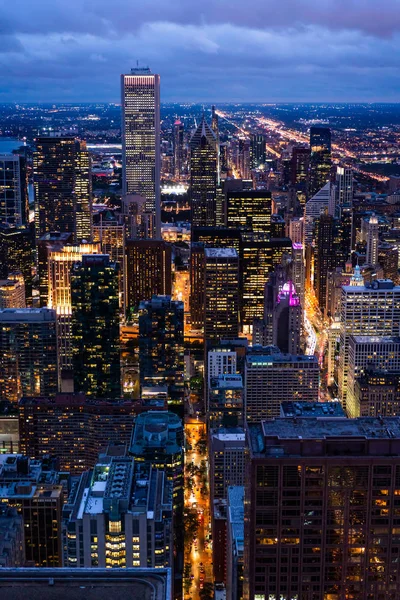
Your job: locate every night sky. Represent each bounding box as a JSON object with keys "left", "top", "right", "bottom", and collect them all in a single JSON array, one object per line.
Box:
[{"left": 1, "top": 0, "right": 400, "bottom": 102}]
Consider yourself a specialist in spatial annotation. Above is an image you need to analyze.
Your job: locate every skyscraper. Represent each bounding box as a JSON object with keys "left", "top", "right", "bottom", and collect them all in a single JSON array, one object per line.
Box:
[
  {"left": 314, "top": 211, "right": 339, "bottom": 310},
  {"left": 291, "top": 146, "right": 310, "bottom": 185},
  {"left": 0, "top": 273, "right": 25, "bottom": 309},
  {"left": 309, "top": 126, "right": 332, "bottom": 197},
  {"left": 250, "top": 134, "right": 266, "bottom": 169},
  {"left": 0, "top": 225, "right": 33, "bottom": 304},
  {"left": 37, "top": 232, "right": 73, "bottom": 307},
  {"left": 125, "top": 240, "right": 172, "bottom": 314},
  {"left": 190, "top": 117, "right": 217, "bottom": 227},
  {"left": 335, "top": 165, "right": 353, "bottom": 211},
  {"left": 173, "top": 119, "right": 184, "bottom": 180},
  {"left": 204, "top": 248, "right": 239, "bottom": 343},
  {"left": 71, "top": 255, "right": 120, "bottom": 397},
  {"left": 189, "top": 242, "right": 206, "bottom": 330},
  {"left": 92, "top": 211, "right": 125, "bottom": 311},
  {"left": 226, "top": 190, "right": 272, "bottom": 234},
  {"left": 33, "top": 136, "right": 92, "bottom": 241},
  {"left": 121, "top": 67, "right": 161, "bottom": 238},
  {"left": 366, "top": 213, "right": 379, "bottom": 266},
  {"left": 0, "top": 154, "right": 28, "bottom": 227},
  {"left": 139, "top": 296, "right": 184, "bottom": 416},
  {"left": 272, "top": 280, "right": 302, "bottom": 354},
  {"left": 0, "top": 308, "right": 58, "bottom": 402}
]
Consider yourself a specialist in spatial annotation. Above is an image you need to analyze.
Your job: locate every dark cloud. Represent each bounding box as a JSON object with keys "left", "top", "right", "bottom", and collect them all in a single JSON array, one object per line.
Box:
[{"left": 0, "top": 0, "right": 400, "bottom": 101}]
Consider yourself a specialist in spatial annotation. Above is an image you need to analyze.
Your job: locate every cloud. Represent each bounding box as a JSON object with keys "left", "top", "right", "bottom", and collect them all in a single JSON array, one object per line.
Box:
[{"left": 0, "top": 1, "right": 400, "bottom": 101}]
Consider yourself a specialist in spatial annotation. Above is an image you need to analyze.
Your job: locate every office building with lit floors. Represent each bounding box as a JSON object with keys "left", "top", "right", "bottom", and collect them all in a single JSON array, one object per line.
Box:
[
  {"left": 208, "top": 374, "right": 244, "bottom": 429},
  {"left": 245, "top": 417, "right": 400, "bottom": 600},
  {"left": 309, "top": 126, "right": 331, "bottom": 197},
  {"left": 272, "top": 281, "right": 302, "bottom": 354},
  {"left": 189, "top": 116, "right": 217, "bottom": 227},
  {"left": 338, "top": 279, "right": 400, "bottom": 406},
  {"left": 0, "top": 273, "right": 25, "bottom": 308},
  {"left": 71, "top": 255, "right": 120, "bottom": 398},
  {"left": 189, "top": 242, "right": 205, "bottom": 330},
  {"left": 0, "top": 225, "right": 33, "bottom": 304},
  {"left": 63, "top": 454, "right": 173, "bottom": 569},
  {"left": 0, "top": 308, "right": 58, "bottom": 403},
  {"left": 226, "top": 486, "right": 244, "bottom": 600},
  {"left": 353, "top": 369, "right": 400, "bottom": 417},
  {"left": 204, "top": 248, "right": 239, "bottom": 344},
  {"left": 245, "top": 350, "right": 319, "bottom": 422},
  {"left": 210, "top": 429, "right": 246, "bottom": 502},
  {"left": 138, "top": 296, "right": 184, "bottom": 417},
  {"left": 0, "top": 153, "right": 28, "bottom": 227},
  {"left": 125, "top": 240, "right": 171, "bottom": 314},
  {"left": 226, "top": 190, "right": 272, "bottom": 233}
]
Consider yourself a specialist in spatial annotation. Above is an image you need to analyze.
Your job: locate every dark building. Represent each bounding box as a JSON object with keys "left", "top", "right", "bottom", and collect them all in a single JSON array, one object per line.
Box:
[
  {"left": 270, "top": 214, "right": 285, "bottom": 238},
  {"left": 245, "top": 417, "right": 400, "bottom": 600},
  {"left": 226, "top": 190, "right": 272, "bottom": 234},
  {"left": 173, "top": 119, "right": 184, "bottom": 180},
  {"left": 33, "top": 136, "right": 92, "bottom": 242},
  {"left": 71, "top": 255, "right": 120, "bottom": 398},
  {"left": 0, "top": 225, "right": 34, "bottom": 304},
  {"left": 190, "top": 117, "right": 217, "bottom": 227},
  {"left": 272, "top": 281, "right": 302, "bottom": 354},
  {"left": 309, "top": 126, "right": 331, "bottom": 197},
  {"left": 0, "top": 154, "right": 28, "bottom": 227},
  {"left": 125, "top": 240, "right": 171, "bottom": 314},
  {"left": 139, "top": 296, "right": 184, "bottom": 417},
  {"left": 19, "top": 393, "right": 137, "bottom": 474},
  {"left": 250, "top": 134, "right": 266, "bottom": 169},
  {"left": 191, "top": 225, "right": 241, "bottom": 252},
  {"left": 189, "top": 242, "right": 206, "bottom": 330},
  {"left": 354, "top": 369, "right": 400, "bottom": 417},
  {"left": 378, "top": 243, "right": 399, "bottom": 283},
  {"left": 314, "top": 212, "right": 339, "bottom": 310},
  {"left": 291, "top": 146, "right": 310, "bottom": 186}
]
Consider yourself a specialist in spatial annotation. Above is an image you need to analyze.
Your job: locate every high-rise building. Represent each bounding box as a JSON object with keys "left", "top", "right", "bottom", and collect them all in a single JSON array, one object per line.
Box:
[
  {"left": 71, "top": 255, "right": 120, "bottom": 398},
  {"left": 0, "top": 308, "right": 58, "bottom": 402},
  {"left": 378, "top": 243, "right": 399, "bottom": 283},
  {"left": 204, "top": 248, "right": 239, "bottom": 343},
  {"left": 63, "top": 454, "right": 173, "bottom": 569},
  {"left": 121, "top": 67, "right": 161, "bottom": 237},
  {"left": 245, "top": 417, "right": 400, "bottom": 600},
  {"left": 0, "top": 273, "right": 25, "bottom": 308},
  {"left": 189, "top": 242, "right": 205, "bottom": 330},
  {"left": 0, "top": 453, "right": 64, "bottom": 567},
  {"left": 250, "top": 134, "right": 266, "bottom": 170},
  {"left": 207, "top": 347, "right": 238, "bottom": 388},
  {"left": 0, "top": 225, "right": 33, "bottom": 304},
  {"left": 33, "top": 136, "right": 92, "bottom": 241},
  {"left": 314, "top": 211, "right": 340, "bottom": 309},
  {"left": 190, "top": 117, "right": 217, "bottom": 227},
  {"left": 226, "top": 190, "right": 272, "bottom": 234},
  {"left": 139, "top": 296, "right": 184, "bottom": 417},
  {"left": 121, "top": 194, "right": 154, "bottom": 240},
  {"left": 291, "top": 146, "right": 310, "bottom": 186},
  {"left": 192, "top": 225, "right": 242, "bottom": 252},
  {"left": 93, "top": 212, "right": 125, "bottom": 311},
  {"left": 335, "top": 165, "right": 353, "bottom": 211},
  {"left": 245, "top": 350, "right": 319, "bottom": 421},
  {"left": 226, "top": 486, "right": 244, "bottom": 600},
  {"left": 19, "top": 393, "right": 136, "bottom": 474},
  {"left": 48, "top": 243, "right": 101, "bottom": 370},
  {"left": 174, "top": 119, "right": 184, "bottom": 181},
  {"left": 37, "top": 231, "right": 73, "bottom": 307},
  {"left": 291, "top": 242, "right": 305, "bottom": 309},
  {"left": 0, "top": 154, "right": 28, "bottom": 227},
  {"left": 272, "top": 281, "right": 302, "bottom": 354},
  {"left": 125, "top": 240, "right": 171, "bottom": 313},
  {"left": 338, "top": 279, "right": 400, "bottom": 404},
  {"left": 212, "top": 105, "right": 220, "bottom": 182},
  {"left": 0, "top": 505, "right": 24, "bottom": 567},
  {"left": 304, "top": 182, "right": 333, "bottom": 245},
  {"left": 210, "top": 430, "right": 245, "bottom": 501},
  {"left": 309, "top": 126, "right": 331, "bottom": 197},
  {"left": 366, "top": 213, "right": 379, "bottom": 266},
  {"left": 208, "top": 374, "right": 244, "bottom": 429}
]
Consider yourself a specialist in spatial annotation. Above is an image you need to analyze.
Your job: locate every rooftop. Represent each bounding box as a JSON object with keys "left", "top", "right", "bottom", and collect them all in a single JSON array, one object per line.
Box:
[
  {"left": 210, "top": 374, "right": 243, "bottom": 389},
  {"left": 246, "top": 353, "right": 318, "bottom": 366},
  {"left": 280, "top": 401, "right": 346, "bottom": 418},
  {"left": 350, "top": 335, "right": 400, "bottom": 345},
  {"left": 204, "top": 247, "right": 238, "bottom": 259},
  {"left": 0, "top": 308, "right": 56, "bottom": 322}
]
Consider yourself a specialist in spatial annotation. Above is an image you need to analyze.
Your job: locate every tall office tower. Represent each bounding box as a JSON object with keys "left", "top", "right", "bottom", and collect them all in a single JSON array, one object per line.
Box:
[
  {"left": 190, "top": 116, "right": 217, "bottom": 227},
  {"left": 93, "top": 212, "right": 125, "bottom": 311},
  {"left": 309, "top": 126, "right": 332, "bottom": 197},
  {"left": 125, "top": 240, "right": 171, "bottom": 313},
  {"left": 271, "top": 214, "right": 285, "bottom": 238},
  {"left": 226, "top": 190, "right": 272, "bottom": 233},
  {"left": 0, "top": 273, "right": 25, "bottom": 308},
  {"left": 291, "top": 146, "right": 310, "bottom": 186},
  {"left": 192, "top": 225, "right": 242, "bottom": 252},
  {"left": 304, "top": 182, "right": 333, "bottom": 245},
  {"left": 211, "top": 105, "right": 220, "bottom": 182},
  {"left": 37, "top": 231, "right": 73, "bottom": 306},
  {"left": 238, "top": 138, "right": 250, "bottom": 179},
  {"left": 263, "top": 262, "right": 292, "bottom": 345},
  {"left": 47, "top": 243, "right": 101, "bottom": 370},
  {"left": 291, "top": 242, "right": 305, "bottom": 309},
  {"left": 189, "top": 242, "right": 205, "bottom": 330},
  {"left": 121, "top": 67, "right": 161, "bottom": 238},
  {"left": 0, "top": 454, "right": 63, "bottom": 567},
  {"left": 0, "top": 308, "right": 58, "bottom": 402},
  {"left": 34, "top": 136, "right": 92, "bottom": 241},
  {"left": 63, "top": 455, "right": 173, "bottom": 569},
  {"left": 208, "top": 374, "right": 244, "bottom": 429},
  {"left": 338, "top": 279, "right": 400, "bottom": 405},
  {"left": 210, "top": 430, "right": 246, "bottom": 501},
  {"left": 19, "top": 394, "right": 137, "bottom": 474},
  {"left": 250, "top": 134, "right": 266, "bottom": 169},
  {"left": 241, "top": 236, "right": 292, "bottom": 335},
  {"left": 346, "top": 335, "right": 400, "bottom": 417},
  {"left": 272, "top": 281, "right": 302, "bottom": 354},
  {"left": 121, "top": 194, "right": 153, "bottom": 240},
  {"left": 378, "top": 243, "right": 399, "bottom": 282},
  {"left": 0, "top": 154, "right": 28, "bottom": 226},
  {"left": 338, "top": 201, "right": 353, "bottom": 259},
  {"left": 325, "top": 263, "right": 352, "bottom": 319},
  {"left": 314, "top": 211, "right": 339, "bottom": 309},
  {"left": 0, "top": 505, "right": 24, "bottom": 567},
  {"left": 366, "top": 213, "right": 379, "bottom": 266},
  {"left": 173, "top": 119, "right": 184, "bottom": 180},
  {"left": 245, "top": 417, "right": 400, "bottom": 600},
  {"left": 139, "top": 296, "right": 184, "bottom": 417},
  {"left": 0, "top": 225, "right": 33, "bottom": 304},
  {"left": 245, "top": 350, "right": 319, "bottom": 421},
  {"left": 207, "top": 347, "right": 237, "bottom": 387},
  {"left": 354, "top": 370, "right": 400, "bottom": 417},
  {"left": 204, "top": 248, "right": 239, "bottom": 343},
  {"left": 335, "top": 165, "right": 353, "bottom": 211},
  {"left": 226, "top": 486, "right": 244, "bottom": 600},
  {"left": 289, "top": 216, "right": 304, "bottom": 244},
  {"left": 71, "top": 255, "right": 120, "bottom": 398}
]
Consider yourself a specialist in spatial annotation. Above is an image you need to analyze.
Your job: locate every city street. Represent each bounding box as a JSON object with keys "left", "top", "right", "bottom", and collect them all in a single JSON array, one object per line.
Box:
[{"left": 184, "top": 422, "right": 213, "bottom": 600}]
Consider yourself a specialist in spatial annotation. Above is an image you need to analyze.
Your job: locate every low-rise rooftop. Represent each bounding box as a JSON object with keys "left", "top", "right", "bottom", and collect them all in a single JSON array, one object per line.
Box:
[{"left": 280, "top": 401, "right": 345, "bottom": 418}]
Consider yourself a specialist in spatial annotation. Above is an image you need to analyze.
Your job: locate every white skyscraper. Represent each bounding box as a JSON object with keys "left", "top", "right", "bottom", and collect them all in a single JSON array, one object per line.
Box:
[
  {"left": 335, "top": 166, "right": 353, "bottom": 211},
  {"left": 121, "top": 67, "right": 161, "bottom": 238},
  {"left": 366, "top": 214, "right": 379, "bottom": 266}
]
